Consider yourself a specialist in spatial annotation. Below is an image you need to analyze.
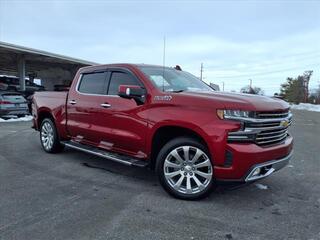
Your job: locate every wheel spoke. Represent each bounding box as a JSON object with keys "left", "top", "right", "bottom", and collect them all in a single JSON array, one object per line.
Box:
[
  {"left": 194, "top": 159, "right": 211, "bottom": 169},
  {"left": 195, "top": 170, "right": 212, "bottom": 179},
  {"left": 43, "top": 123, "right": 49, "bottom": 133},
  {"left": 165, "top": 170, "right": 181, "bottom": 178},
  {"left": 186, "top": 176, "right": 192, "bottom": 193},
  {"left": 164, "top": 160, "right": 181, "bottom": 169},
  {"left": 191, "top": 149, "right": 203, "bottom": 163},
  {"left": 171, "top": 149, "right": 184, "bottom": 163},
  {"left": 174, "top": 175, "right": 185, "bottom": 190},
  {"left": 43, "top": 139, "right": 48, "bottom": 148},
  {"left": 183, "top": 146, "right": 189, "bottom": 161},
  {"left": 192, "top": 175, "right": 205, "bottom": 190}
]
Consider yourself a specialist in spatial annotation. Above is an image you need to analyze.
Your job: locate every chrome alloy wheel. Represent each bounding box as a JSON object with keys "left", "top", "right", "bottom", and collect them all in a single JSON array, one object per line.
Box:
[
  {"left": 41, "top": 122, "right": 54, "bottom": 151},
  {"left": 163, "top": 146, "right": 213, "bottom": 195}
]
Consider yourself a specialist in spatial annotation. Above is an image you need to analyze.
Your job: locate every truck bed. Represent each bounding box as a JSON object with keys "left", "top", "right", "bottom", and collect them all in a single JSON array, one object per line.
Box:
[{"left": 33, "top": 91, "right": 68, "bottom": 131}]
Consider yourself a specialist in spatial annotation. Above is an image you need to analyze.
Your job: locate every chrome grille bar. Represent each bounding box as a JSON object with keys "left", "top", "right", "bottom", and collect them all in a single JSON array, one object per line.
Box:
[
  {"left": 256, "top": 111, "right": 289, "bottom": 119},
  {"left": 257, "top": 128, "right": 287, "bottom": 136},
  {"left": 256, "top": 131, "right": 288, "bottom": 140},
  {"left": 227, "top": 110, "right": 292, "bottom": 146},
  {"left": 255, "top": 134, "right": 288, "bottom": 145}
]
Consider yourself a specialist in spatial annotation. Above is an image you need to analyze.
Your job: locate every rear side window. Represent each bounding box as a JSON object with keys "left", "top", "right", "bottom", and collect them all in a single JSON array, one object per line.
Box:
[
  {"left": 108, "top": 71, "right": 140, "bottom": 95},
  {"left": 78, "top": 72, "right": 107, "bottom": 94}
]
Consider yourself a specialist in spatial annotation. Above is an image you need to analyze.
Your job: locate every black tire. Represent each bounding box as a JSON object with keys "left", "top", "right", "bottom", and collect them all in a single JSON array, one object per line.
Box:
[
  {"left": 156, "top": 137, "right": 215, "bottom": 200},
  {"left": 40, "top": 118, "right": 64, "bottom": 153}
]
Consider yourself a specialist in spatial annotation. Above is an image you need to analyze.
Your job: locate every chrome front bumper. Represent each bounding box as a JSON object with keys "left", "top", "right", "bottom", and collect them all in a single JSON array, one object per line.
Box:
[{"left": 245, "top": 151, "right": 293, "bottom": 182}]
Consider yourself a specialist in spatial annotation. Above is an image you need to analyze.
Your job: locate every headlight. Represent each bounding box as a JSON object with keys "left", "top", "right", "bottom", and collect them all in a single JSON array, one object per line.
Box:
[{"left": 217, "top": 109, "right": 250, "bottom": 120}]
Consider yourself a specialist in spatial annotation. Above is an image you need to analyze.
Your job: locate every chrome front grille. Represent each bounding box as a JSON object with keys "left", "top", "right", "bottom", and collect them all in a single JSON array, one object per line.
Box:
[
  {"left": 255, "top": 128, "right": 289, "bottom": 146},
  {"left": 246, "top": 121, "right": 280, "bottom": 128},
  {"left": 227, "top": 110, "right": 292, "bottom": 147},
  {"left": 256, "top": 111, "right": 289, "bottom": 119}
]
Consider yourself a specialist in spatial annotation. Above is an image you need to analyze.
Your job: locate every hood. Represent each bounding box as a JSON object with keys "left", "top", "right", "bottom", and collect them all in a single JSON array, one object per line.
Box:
[{"left": 178, "top": 91, "right": 290, "bottom": 112}]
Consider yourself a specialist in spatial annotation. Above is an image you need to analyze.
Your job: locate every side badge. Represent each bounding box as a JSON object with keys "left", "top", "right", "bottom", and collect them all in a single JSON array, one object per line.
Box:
[{"left": 154, "top": 95, "right": 173, "bottom": 101}]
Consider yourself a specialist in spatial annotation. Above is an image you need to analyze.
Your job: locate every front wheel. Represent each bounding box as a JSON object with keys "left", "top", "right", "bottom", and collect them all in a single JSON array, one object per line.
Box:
[
  {"left": 156, "top": 137, "right": 215, "bottom": 200},
  {"left": 40, "top": 118, "right": 64, "bottom": 153}
]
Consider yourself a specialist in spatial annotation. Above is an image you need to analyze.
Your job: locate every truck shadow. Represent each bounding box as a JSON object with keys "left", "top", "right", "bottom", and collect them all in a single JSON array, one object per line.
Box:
[{"left": 65, "top": 147, "right": 253, "bottom": 196}]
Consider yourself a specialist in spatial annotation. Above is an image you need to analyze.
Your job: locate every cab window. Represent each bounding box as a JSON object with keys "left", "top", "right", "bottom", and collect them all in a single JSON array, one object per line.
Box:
[
  {"left": 108, "top": 71, "right": 140, "bottom": 95},
  {"left": 78, "top": 72, "right": 108, "bottom": 94}
]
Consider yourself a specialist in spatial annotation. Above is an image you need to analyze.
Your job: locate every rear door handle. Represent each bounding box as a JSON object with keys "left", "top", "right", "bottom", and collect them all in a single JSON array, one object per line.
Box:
[
  {"left": 69, "top": 100, "right": 77, "bottom": 105},
  {"left": 101, "top": 103, "right": 111, "bottom": 108}
]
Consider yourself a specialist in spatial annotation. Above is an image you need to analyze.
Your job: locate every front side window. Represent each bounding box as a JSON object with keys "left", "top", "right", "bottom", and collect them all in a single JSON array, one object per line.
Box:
[
  {"left": 78, "top": 72, "right": 107, "bottom": 94},
  {"left": 108, "top": 71, "right": 140, "bottom": 95},
  {"left": 139, "top": 66, "right": 213, "bottom": 93}
]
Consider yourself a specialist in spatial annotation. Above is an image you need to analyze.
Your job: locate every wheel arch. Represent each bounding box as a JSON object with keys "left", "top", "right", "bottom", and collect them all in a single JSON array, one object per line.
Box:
[
  {"left": 149, "top": 124, "right": 211, "bottom": 170},
  {"left": 37, "top": 108, "right": 55, "bottom": 129}
]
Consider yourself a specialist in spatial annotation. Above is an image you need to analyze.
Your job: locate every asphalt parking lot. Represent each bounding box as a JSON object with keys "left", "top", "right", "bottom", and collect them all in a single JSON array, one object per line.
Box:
[{"left": 0, "top": 110, "right": 319, "bottom": 240}]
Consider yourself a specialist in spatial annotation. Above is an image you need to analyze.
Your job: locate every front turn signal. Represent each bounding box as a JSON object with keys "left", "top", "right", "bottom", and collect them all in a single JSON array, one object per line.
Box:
[{"left": 216, "top": 109, "right": 224, "bottom": 119}]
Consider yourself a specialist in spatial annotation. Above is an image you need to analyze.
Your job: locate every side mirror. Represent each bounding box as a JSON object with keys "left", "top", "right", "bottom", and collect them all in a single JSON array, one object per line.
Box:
[{"left": 118, "top": 85, "right": 147, "bottom": 104}]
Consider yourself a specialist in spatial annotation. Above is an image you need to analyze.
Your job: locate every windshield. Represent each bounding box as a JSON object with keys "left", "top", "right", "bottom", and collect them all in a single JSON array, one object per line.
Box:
[{"left": 138, "top": 66, "right": 214, "bottom": 92}]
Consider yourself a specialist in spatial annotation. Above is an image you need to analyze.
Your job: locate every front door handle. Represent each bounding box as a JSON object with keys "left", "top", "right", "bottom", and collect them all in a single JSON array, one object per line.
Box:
[
  {"left": 101, "top": 103, "right": 111, "bottom": 108},
  {"left": 69, "top": 100, "right": 77, "bottom": 105}
]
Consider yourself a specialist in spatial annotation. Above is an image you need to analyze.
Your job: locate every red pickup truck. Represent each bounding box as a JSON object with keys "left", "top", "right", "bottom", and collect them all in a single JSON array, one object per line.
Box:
[{"left": 32, "top": 64, "right": 293, "bottom": 199}]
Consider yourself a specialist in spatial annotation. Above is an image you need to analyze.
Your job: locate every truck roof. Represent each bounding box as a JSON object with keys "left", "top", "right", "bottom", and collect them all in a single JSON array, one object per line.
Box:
[{"left": 78, "top": 63, "right": 176, "bottom": 72}]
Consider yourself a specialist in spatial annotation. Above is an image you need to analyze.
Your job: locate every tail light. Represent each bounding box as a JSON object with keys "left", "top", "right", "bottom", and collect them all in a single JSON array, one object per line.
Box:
[{"left": 0, "top": 101, "right": 12, "bottom": 104}]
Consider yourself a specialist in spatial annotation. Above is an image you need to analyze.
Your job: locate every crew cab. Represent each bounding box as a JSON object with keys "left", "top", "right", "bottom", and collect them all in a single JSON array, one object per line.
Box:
[{"left": 32, "top": 64, "right": 293, "bottom": 199}]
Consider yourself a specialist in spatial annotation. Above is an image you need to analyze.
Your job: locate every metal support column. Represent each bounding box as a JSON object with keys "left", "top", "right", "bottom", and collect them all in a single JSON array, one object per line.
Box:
[{"left": 18, "top": 55, "right": 26, "bottom": 91}]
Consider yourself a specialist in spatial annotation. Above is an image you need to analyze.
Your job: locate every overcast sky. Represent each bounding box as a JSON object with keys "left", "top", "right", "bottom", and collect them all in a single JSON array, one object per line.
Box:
[{"left": 0, "top": 0, "right": 319, "bottom": 95}]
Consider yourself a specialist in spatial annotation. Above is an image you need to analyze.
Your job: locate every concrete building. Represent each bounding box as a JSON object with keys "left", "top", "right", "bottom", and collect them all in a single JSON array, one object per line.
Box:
[{"left": 0, "top": 41, "right": 97, "bottom": 91}]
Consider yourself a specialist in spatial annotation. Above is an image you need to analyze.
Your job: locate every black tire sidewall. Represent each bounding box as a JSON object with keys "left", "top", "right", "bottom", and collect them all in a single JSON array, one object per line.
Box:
[{"left": 156, "top": 137, "right": 215, "bottom": 200}]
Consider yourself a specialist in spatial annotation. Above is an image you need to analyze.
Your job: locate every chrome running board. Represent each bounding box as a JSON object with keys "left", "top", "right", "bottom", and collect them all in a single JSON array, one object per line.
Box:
[{"left": 63, "top": 141, "right": 148, "bottom": 167}]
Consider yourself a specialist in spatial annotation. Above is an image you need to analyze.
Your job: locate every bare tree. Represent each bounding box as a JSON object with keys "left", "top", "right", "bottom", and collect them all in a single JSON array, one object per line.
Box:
[{"left": 240, "top": 85, "right": 264, "bottom": 95}]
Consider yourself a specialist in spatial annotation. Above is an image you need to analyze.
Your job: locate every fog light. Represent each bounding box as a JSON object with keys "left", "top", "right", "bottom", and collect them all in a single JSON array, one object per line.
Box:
[{"left": 252, "top": 168, "right": 261, "bottom": 176}]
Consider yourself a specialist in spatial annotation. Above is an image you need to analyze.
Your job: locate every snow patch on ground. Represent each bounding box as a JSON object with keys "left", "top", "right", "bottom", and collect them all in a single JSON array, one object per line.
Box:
[
  {"left": 0, "top": 115, "right": 33, "bottom": 122},
  {"left": 255, "top": 183, "right": 268, "bottom": 190},
  {"left": 291, "top": 103, "right": 320, "bottom": 112}
]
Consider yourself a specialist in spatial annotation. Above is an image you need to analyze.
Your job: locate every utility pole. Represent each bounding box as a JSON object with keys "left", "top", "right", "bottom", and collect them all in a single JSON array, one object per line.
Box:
[
  {"left": 200, "top": 63, "right": 203, "bottom": 81},
  {"left": 222, "top": 81, "right": 225, "bottom": 91},
  {"left": 249, "top": 79, "right": 252, "bottom": 88},
  {"left": 162, "top": 36, "right": 166, "bottom": 92}
]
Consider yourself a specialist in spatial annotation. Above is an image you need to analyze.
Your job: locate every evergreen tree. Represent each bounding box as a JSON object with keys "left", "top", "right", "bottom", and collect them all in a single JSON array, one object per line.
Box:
[{"left": 280, "top": 72, "right": 312, "bottom": 103}]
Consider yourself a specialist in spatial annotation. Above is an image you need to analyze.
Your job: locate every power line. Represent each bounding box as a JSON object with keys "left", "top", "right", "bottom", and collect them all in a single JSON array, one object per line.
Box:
[
  {"left": 211, "top": 63, "right": 319, "bottom": 79},
  {"left": 207, "top": 55, "right": 320, "bottom": 72},
  {"left": 205, "top": 51, "right": 320, "bottom": 70}
]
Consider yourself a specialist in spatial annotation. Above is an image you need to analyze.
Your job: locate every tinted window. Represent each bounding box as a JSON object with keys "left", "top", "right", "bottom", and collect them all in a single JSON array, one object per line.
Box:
[
  {"left": 78, "top": 72, "right": 107, "bottom": 94},
  {"left": 108, "top": 71, "right": 140, "bottom": 95}
]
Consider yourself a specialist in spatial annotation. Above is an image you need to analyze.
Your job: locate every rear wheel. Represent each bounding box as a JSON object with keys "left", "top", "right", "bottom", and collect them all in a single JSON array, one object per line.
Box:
[
  {"left": 156, "top": 137, "right": 215, "bottom": 200},
  {"left": 40, "top": 118, "right": 64, "bottom": 153}
]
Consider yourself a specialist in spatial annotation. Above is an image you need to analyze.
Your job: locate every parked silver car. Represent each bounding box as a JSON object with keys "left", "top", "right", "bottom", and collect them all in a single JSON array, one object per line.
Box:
[{"left": 0, "top": 92, "right": 29, "bottom": 118}]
